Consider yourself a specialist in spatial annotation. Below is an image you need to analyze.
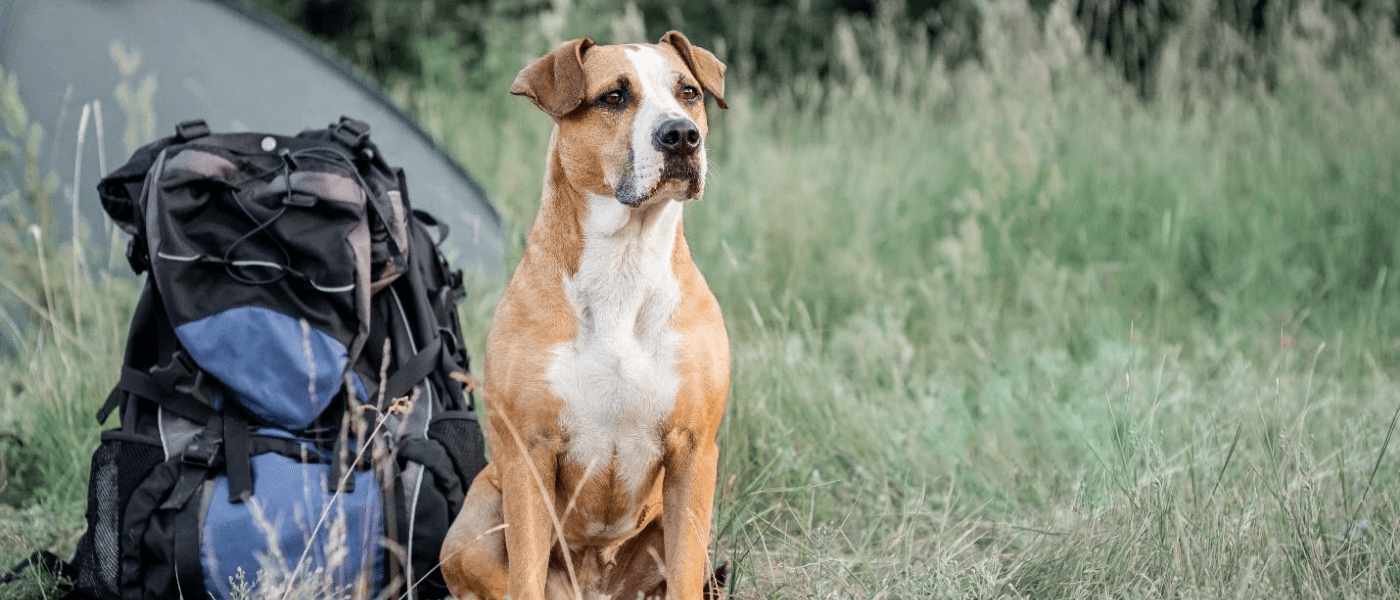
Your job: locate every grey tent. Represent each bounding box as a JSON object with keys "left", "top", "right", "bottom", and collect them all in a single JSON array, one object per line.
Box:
[{"left": 0, "top": 0, "right": 503, "bottom": 279}]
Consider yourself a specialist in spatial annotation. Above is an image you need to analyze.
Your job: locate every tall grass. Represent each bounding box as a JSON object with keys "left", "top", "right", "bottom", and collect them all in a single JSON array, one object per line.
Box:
[
  {"left": 0, "top": 64, "right": 138, "bottom": 580},
  {"left": 5, "top": 0, "right": 1400, "bottom": 597}
]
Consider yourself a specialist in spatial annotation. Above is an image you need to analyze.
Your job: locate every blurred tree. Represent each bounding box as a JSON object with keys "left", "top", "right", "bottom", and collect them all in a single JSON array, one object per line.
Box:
[
  {"left": 1070, "top": 0, "right": 1398, "bottom": 98},
  {"left": 243, "top": 0, "right": 495, "bottom": 82},
  {"left": 628, "top": 0, "right": 982, "bottom": 87},
  {"left": 1074, "top": 0, "right": 1188, "bottom": 97},
  {"left": 241, "top": 0, "right": 1399, "bottom": 101}
]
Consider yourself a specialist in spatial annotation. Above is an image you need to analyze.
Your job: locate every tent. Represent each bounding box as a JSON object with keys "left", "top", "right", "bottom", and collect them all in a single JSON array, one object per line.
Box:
[{"left": 0, "top": 0, "right": 503, "bottom": 280}]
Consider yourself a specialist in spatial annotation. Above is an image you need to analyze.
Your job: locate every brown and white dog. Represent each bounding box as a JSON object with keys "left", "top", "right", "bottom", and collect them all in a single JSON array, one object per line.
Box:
[{"left": 439, "top": 31, "right": 731, "bottom": 600}]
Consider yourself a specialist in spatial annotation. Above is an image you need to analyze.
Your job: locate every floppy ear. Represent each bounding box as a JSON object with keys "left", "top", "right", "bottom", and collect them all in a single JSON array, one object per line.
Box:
[
  {"left": 511, "top": 37, "right": 596, "bottom": 118},
  {"left": 660, "top": 30, "right": 728, "bottom": 109}
]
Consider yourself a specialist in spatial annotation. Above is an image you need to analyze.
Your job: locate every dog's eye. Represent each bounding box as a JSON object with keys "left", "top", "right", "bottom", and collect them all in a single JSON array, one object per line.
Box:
[
  {"left": 680, "top": 86, "right": 700, "bottom": 101},
  {"left": 600, "top": 90, "right": 627, "bottom": 106}
]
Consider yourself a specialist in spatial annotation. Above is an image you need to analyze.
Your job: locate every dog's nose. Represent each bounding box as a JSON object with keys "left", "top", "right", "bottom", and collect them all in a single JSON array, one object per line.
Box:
[{"left": 653, "top": 119, "right": 701, "bottom": 155}]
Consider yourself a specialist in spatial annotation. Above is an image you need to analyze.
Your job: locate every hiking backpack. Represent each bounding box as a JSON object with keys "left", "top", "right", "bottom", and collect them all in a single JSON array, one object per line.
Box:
[{"left": 65, "top": 117, "right": 487, "bottom": 600}]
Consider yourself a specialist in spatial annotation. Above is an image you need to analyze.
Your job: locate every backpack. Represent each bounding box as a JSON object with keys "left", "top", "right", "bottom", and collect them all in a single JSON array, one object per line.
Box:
[{"left": 61, "top": 117, "right": 487, "bottom": 600}]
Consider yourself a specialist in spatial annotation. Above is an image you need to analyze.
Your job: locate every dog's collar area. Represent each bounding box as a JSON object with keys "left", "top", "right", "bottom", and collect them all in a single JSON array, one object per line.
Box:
[{"left": 587, "top": 193, "right": 684, "bottom": 236}]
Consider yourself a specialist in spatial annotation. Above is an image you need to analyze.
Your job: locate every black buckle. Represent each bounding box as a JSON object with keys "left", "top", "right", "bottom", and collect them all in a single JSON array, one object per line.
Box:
[
  {"left": 163, "top": 433, "right": 221, "bottom": 510},
  {"left": 175, "top": 119, "right": 210, "bottom": 141},
  {"left": 331, "top": 116, "right": 370, "bottom": 150},
  {"left": 181, "top": 439, "right": 221, "bottom": 469}
]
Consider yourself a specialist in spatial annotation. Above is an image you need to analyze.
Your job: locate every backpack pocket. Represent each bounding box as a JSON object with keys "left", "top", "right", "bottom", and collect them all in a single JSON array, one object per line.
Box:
[
  {"left": 68, "top": 432, "right": 165, "bottom": 600},
  {"left": 118, "top": 431, "right": 386, "bottom": 600},
  {"left": 148, "top": 143, "right": 375, "bottom": 430},
  {"left": 394, "top": 409, "right": 484, "bottom": 599},
  {"left": 199, "top": 449, "right": 384, "bottom": 599},
  {"left": 426, "top": 410, "right": 487, "bottom": 494}
]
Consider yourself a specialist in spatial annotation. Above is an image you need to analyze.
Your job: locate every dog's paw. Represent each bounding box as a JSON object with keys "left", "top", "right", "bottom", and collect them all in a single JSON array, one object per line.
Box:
[{"left": 703, "top": 561, "right": 729, "bottom": 600}]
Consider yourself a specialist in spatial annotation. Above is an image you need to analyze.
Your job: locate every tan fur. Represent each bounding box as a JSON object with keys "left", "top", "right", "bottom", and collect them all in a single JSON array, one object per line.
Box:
[
  {"left": 510, "top": 38, "right": 596, "bottom": 118},
  {"left": 659, "top": 32, "right": 727, "bottom": 109},
  {"left": 441, "top": 31, "right": 730, "bottom": 600}
]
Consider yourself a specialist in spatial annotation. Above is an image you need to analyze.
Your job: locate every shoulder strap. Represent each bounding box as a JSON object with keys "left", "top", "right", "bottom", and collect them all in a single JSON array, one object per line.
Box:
[{"left": 0, "top": 551, "right": 76, "bottom": 586}]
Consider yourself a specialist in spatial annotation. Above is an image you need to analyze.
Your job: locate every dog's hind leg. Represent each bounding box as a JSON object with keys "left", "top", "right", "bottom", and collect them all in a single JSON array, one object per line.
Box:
[
  {"left": 604, "top": 519, "right": 668, "bottom": 600},
  {"left": 604, "top": 520, "right": 727, "bottom": 599},
  {"left": 441, "top": 465, "right": 508, "bottom": 600}
]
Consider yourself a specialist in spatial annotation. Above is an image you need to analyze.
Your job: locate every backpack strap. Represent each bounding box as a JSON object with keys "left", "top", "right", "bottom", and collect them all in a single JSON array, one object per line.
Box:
[
  {"left": 172, "top": 508, "right": 204, "bottom": 600},
  {"left": 223, "top": 406, "right": 253, "bottom": 503},
  {"left": 0, "top": 550, "right": 76, "bottom": 586},
  {"left": 97, "top": 366, "right": 218, "bottom": 425},
  {"left": 411, "top": 207, "right": 468, "bottom": 311},
  {"left": 375, "top": 215, "right": 462, "bottom": 406},
  {"left": 411, "top": 207, "right": 449, "bottom": 245},
  {"left": 98, "top": 284, "right": 214, "bottom": 426},
  {"left": 160, "top": 416, "right": 222, "bottom": 512},
  {"left": 381, "top": 336, "right": 443, "bottom": 403}
]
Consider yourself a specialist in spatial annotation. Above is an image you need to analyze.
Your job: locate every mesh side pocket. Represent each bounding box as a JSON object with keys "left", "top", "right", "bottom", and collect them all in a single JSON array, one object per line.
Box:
[
  {"left": 70, "top": 431, "right": 164, "bottom": 600},
  {"left": 426, "top": 411, "right": 486, "bottom": 493}
]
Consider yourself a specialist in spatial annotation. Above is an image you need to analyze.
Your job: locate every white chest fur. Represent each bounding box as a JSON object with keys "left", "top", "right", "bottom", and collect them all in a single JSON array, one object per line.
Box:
[{"left": 546, "top": 196, "right": 684, "bottom": 500}]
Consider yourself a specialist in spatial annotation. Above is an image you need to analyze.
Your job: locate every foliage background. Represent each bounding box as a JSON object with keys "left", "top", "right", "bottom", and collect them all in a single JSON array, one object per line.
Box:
[{"left": 4, "top": 0, "right": 1400, "bottom": 597}]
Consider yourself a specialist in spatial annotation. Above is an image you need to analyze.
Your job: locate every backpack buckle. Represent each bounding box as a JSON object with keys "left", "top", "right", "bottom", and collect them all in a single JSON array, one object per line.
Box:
[
  {"left": 163, "top": 436, "right": 221, "bottom": 510},
  {"left": 331, "top": 116, "right": 370, "bottom": 150},
  {"left": 180, "top": 439, "right": 221, "bottom": 469},
  {"left": 175, "top": 119, "right": 210, "bottom": 141}
]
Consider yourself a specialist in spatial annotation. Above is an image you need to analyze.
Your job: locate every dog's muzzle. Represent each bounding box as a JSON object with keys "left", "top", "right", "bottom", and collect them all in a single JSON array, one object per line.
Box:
[
  {"left": 653, "top": 118, "right": 701, "bottom": 156},
  {"left": 616, "top": 118, "right": 704, "bottom": 207},
  {"left": 654, "top": 118, "right": 703, "bottom": 198}
]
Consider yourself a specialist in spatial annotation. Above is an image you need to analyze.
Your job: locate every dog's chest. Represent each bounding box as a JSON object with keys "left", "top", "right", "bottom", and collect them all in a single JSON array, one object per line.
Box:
[{"left": 545, "top": 199, "right": 684, "bottom": 497}]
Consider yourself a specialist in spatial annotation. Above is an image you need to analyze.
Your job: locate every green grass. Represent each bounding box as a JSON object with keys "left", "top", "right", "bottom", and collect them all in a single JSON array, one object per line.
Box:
[{"left": 5, "top": 0, "right": 1400, "bottom": 597}]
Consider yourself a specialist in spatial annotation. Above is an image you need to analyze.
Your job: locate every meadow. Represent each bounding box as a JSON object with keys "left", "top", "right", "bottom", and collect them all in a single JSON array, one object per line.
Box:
[{"left": 4, "top": 0, "right": 1400, "bottom": 597}]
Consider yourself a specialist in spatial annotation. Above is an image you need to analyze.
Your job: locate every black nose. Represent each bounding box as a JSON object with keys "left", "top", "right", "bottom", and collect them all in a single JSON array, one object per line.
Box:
[{"left": 653, "top": 118, "right": 701, "bottom": 155}]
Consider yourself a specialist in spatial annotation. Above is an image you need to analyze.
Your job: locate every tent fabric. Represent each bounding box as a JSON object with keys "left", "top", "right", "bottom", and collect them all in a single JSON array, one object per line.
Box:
[{"left": 0, "top": 0, "right": 503, "bottom": 278}]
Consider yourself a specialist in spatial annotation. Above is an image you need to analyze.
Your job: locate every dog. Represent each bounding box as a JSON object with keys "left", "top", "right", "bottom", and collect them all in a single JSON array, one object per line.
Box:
[{"left": 439, "top": 31, "right": 731, "bottom": 600}]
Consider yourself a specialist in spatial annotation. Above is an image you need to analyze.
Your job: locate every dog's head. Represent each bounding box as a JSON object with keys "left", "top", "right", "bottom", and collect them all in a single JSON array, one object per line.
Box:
[{"left": 512, "top": 31, "right": 727, "bottom": 207}]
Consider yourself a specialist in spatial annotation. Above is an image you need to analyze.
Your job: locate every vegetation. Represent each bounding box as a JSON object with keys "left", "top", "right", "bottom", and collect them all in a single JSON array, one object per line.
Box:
[{"left": 5, "top": 0, "right": 1400, "bottom": 597}]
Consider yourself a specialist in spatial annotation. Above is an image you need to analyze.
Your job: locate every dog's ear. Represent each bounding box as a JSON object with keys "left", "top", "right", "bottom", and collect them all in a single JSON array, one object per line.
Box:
[
  {"left": 660, "top": 30, "right": 728, "bottom": 109},
  {"left": 512, "top": 37, "right": 596, "bottom": 118}
]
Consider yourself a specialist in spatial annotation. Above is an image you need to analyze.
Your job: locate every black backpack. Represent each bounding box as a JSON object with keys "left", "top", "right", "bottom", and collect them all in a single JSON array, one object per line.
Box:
[{"left": 60, "top": 117, "right": 486, "bottom": 600}]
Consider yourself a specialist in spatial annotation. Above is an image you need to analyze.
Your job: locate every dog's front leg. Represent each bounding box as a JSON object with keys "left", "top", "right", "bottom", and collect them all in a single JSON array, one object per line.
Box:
[
  {"left": 498, "top": 425, "right": 562, "bottom": 600},
  {"left": 662, "top": 429, "right": 720, "bottom": 600}
]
